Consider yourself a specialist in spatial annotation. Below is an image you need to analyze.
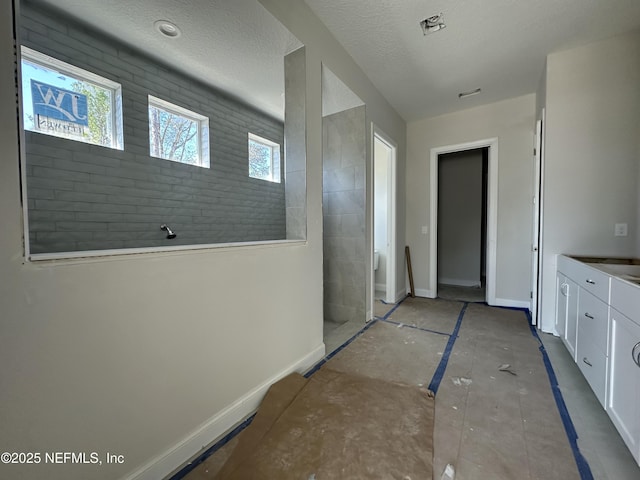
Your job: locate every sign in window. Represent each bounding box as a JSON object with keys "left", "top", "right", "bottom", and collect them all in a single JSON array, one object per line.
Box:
[{"left": 20, "top": 46, "right": 123, "bottom": 150}]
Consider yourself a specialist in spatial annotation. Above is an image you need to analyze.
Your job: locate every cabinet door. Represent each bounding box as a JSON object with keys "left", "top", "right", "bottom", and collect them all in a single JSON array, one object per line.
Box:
[
  {"left": 608, "top": 308, "right": 640, "bottom": 465},
  {"left": 564, "top": 278, "right": 579, "bottom": 360},
  {"left": 556, "top": 273, "right": 568, "bottom": 338}
]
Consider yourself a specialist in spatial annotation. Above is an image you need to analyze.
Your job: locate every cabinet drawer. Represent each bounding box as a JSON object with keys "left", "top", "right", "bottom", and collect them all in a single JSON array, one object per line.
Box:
[
  {"left": 577, "top": 290, "right": 609, "bottom": 354},
  {"left": 576, "top": 337, "right": 607, "bottom": 407},
  {"left": 559, "top": 255, "right": 610, "bottom": 302}
]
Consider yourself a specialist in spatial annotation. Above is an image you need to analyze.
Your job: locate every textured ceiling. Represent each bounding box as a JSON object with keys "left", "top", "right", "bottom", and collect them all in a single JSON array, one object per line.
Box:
[
  {"left": 30, "top": 0, "right": 302, "bottom": 120},
  {"left": 26, "top": 0, "right": 640, "bottom": 123},
  {"left": 305, "top": 0, "right": 640, "bottom": 121}
]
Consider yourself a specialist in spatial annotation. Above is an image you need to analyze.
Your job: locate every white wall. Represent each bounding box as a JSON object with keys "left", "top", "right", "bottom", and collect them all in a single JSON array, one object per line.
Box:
[
  {"left": 538, "top": 31, "right": 640, "bottom": 332},
  {"left": 438, "top": 150, "right": 483, "bottom": 287},
  {"left": 0, "top": 1, "right": 406, "bottom": 479},
  {"left": 374, "top": 138, "right": 389, "bottom": 289},
  {"left": 407, "top": 94, "right": 536, "bottom": 303}
]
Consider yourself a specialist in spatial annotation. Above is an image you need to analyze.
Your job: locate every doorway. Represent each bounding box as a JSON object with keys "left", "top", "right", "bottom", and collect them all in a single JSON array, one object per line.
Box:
[
  {"left": 372, "top": 129, "right": 397, "bottom": 306},
  {"left": 437, "top": 148, "right": 488, "bottom": 302},
  {"left": 429, "top": 138, "right": 498, "bottom": 304}
]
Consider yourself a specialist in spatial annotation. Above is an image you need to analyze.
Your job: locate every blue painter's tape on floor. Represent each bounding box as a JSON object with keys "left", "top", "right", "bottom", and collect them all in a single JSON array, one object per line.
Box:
[
  {"left": 168, "top": 413, "right": 256, "bottom": 480},
  {"left": 427, "top": 302, "right": 468, "bottom": 395},
  {"left": 381, "top": 295, "right": 409, "bottom": 320},
  {"left": 304, "top": 319, "right": 379, "bottom": 378},
  {"left": 526, "top": 311, "right": 594, "bottom": 480}
]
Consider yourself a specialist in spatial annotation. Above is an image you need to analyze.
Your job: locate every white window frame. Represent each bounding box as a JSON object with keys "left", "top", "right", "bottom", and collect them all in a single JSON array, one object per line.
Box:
[
  {"left": 148, "top": 95, "right": 210, "bottom": 168},
  {"left": 248, "top": 132, "right": 281, "bottom": 183},
  {"left": 20, "top": 46, "right": 124, "bottom": 150}
]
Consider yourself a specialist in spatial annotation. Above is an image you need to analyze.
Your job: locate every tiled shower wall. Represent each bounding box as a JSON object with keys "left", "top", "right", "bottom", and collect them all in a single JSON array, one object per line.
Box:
[
  {"left": 322, "top": 106, "right": 366, "bottom": 324},
  {"left": 284, "top": 47, "right": 306, "bottom": 240}
]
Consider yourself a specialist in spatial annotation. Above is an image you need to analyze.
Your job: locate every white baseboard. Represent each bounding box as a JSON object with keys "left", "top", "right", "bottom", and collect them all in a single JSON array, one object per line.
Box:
[
  {"left": 491, "top": 297, "right": 531, "bottom": 310},
  {"left": 124, "top": 344, "right": 326, "bottom": 480},
  {"left": 375, "top": 282, "right": 386, "bottom": 291},
  {"left": 411, "top": 288, "right": 434, "bottom": 298},
  {"left": 396, "top": 288, "right": 407, "bottom": 303},
  {"left": 438, "top": 277, "right": 481, "bottom": 287}
]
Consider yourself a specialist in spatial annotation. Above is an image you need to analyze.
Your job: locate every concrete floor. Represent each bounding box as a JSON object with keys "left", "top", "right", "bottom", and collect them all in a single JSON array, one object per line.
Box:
[
  {"left": 177, "top": 297, "right": 640, "bottom": 480},
  {"left": 438, "top": 283, "right": 486, "bottom": 303}
]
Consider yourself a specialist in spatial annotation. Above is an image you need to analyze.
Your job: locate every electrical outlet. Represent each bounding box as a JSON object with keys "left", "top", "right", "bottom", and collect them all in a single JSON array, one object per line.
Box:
[
  {"left": 421, "top": 225, "right": 428, "bottom": 235},
  {"left": 614, "top": 223, "right": 628, "bottom": 237}
]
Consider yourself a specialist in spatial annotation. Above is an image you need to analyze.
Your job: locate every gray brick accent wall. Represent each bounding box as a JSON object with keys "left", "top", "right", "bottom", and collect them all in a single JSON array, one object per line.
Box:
[{"left": 21, "top": 1, "right": 286, "bottom": 254}]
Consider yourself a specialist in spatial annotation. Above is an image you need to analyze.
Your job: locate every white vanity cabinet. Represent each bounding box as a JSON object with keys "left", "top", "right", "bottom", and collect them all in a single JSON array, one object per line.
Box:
[
  {"left": 556, "top": 255, "right": 610, "bottom": 407},
  {"left": 556, "top": 255, "right": 640, "bottom": 466},
  {"left": 607, "top": 278, "right": 640, "bottom": 465}
]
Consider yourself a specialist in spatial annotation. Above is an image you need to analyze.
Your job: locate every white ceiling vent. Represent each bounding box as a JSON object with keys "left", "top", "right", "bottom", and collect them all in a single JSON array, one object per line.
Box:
[
  {"left": 458, "top": 88, "right": 482, "bottom": 99},
  {"left": 420, "top": 14, "right": 446, "bottom": 35}
]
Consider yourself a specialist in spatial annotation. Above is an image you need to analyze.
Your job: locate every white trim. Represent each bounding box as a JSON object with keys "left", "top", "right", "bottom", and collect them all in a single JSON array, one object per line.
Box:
[
  {"left": 124, "top": 344, "right": 326, "bottom": 480},
  {"left": 536, "top": 108, "right": 547, "bottom": 328},
  {"left": 429, "top": 138, "right": 499, "bottom": 305},
  {"left": 148, "top": 94, "right": 210, "bottom": 168},
  {"left": 248, "top": 132, "right": 282, "bottom": 183},
  {"left": 438, "top": 278, "right": 482, "bottom": 288},
  {"left": 493, "top": 298, "right": 531, "bottom": 310},
  {"left": 375, "top": 282, "right": 387, "bottom": 291},
  {"left": 413, "top": 288, "right": 433, "bottom": 298},
  {"left": 21, "top": 46, "right": 121, "bottom": 90},
  {"left": 396, "top": 288, "right": 408, "bottom": 303},
  {"left": 17, "top": 40, "right": 31, "bottom": 260},
  {"left": 27, "top": 239, "right": 307, "bottom": 264},
  {"left": 371, "top": 126, "right": 398, "bottom": 307},
  {"left": 20, "top": 45, "right": 124, "bottom": 150}
]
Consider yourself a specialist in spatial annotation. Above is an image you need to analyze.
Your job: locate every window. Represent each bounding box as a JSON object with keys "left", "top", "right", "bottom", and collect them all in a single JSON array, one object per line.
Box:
[
  {"left": 148, "top": 96, "right": 210, "bottom": 168},
  {"left": 248, "top": 133, "right": 281, "bottom": 183},
  {"left": 20, "top": 46, "right": 123, "bottom": 150}
]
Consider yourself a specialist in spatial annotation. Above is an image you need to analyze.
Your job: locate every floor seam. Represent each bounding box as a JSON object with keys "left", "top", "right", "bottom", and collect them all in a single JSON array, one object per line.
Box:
[{"left": 379, "top": 317, "right": 452, "bottom": 337}]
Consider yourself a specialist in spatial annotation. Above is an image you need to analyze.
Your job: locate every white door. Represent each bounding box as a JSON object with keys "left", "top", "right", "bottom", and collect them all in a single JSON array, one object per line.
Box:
[
  {"left": 372, "top": 129, "right": 397, "bottom": 306},
  {"left": 530, "top": 120, "right": 543, "bottom": 324}
]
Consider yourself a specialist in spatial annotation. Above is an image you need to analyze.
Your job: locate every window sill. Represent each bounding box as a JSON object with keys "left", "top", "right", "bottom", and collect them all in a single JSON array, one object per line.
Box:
[{"left": 26, "top": 239, "right": 308, "bottom": 265}]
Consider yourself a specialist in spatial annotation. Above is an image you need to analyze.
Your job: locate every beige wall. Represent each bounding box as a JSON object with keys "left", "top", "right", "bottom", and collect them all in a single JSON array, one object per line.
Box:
[
  {"left": 0, "top": 1, "right": 406, "bottom": 479},
  {"left": 406, "top": 94, "right": 536, "bottom": 304},
  {"left": 538, "top": 31, "right": 640, "bottom": 332}
]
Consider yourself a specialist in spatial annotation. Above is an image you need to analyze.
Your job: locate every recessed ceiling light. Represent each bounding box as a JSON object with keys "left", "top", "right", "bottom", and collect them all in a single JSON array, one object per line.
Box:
[
  {"left": 458, "top": 88, "right": 482, "bottom": 99},
  {"left": 155, "top": 20, "right": 181, "bottom": 38},
  {"left": 420, "top": 14, "right": 446, "bottom": 35}
]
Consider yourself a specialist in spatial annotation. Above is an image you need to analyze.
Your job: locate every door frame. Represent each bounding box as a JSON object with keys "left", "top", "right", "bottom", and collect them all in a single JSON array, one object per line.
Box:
[
  {"left": 371, "top": 125, "right": 397, "bottom": 308},
  {"left": 429, "top": 138, "right": 498, "bottom": 304},
  {"left": 531, "top": 119, "right": 543, "bottom": 324}
]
